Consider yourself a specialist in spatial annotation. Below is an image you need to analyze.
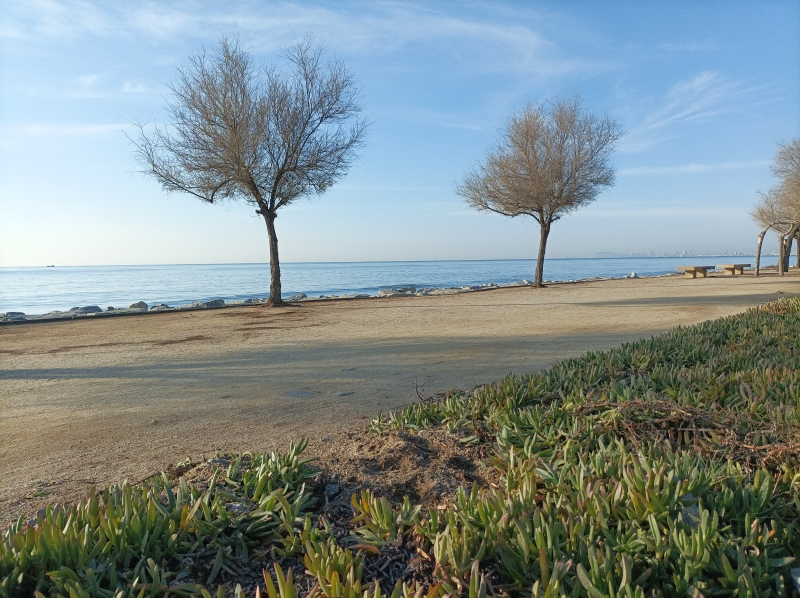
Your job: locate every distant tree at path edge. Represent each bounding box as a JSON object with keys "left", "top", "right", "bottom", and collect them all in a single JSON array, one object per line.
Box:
[
  {"left": 457, "top": 97, "right": 623, "bottom": 287},
  {"left": 131, "top": 37, "right": 368, "bottom": 305},
  {"left": 751, "top": 139, "right": 800, "bottom": 275}
]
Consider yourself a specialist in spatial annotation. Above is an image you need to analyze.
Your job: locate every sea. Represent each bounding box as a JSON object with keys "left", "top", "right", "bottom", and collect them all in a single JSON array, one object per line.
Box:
[{"left": 0, "top": 256, "right": 776, "bottom": 315}]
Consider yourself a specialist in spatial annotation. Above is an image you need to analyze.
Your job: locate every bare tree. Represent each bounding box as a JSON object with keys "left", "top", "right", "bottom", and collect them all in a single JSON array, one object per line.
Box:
[
  {"left": 752, "top": 139, "right": 800, "bottom": 275},
  {"left": 773, "top": 140, "right": 800, "bottom": 271},
  {"left": 751, "top": 190, "right": 788, "bottom": 275},
  {"left": 132, "top": 37, "right": 367, "bottom": 305},
  {"left": 457, "top": 97, "right": 623, "bottom": 287}
]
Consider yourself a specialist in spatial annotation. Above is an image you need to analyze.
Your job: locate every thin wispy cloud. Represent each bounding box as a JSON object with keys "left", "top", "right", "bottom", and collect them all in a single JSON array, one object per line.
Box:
[
  {"left": 127, "top": 4, "right": 198, "bottom": 41},
  {"left": 621, "top": 71, "right": 764, "bottom": 152},
  {"left": 0, "top": 123, "right": 122, "bottom": 145},
  {"left": 10, "top": 75, "right": 152, "bottom": 101},
  {"left": 1, "top": 1, "right": 603, "bottom": 79},
  {"left": 620, "top": 160, "right": 770, "bottom": 177},
  {"left": 642, "top": 72, "right": 750, "bottom": 131},
  {"left": 1, "top": 0, "right": 115, "bottom": 40}
]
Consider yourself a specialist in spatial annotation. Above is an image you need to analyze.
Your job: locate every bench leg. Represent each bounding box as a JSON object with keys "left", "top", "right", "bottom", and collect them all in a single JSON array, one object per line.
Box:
[
  {"left": 724, "top": 269, "right": 734, "bottom": 276},
  {"left": 698, "top": 270, "right": 707, "bottom": 278},
  {"left": 684, "top": 271, "right": 696, "bottom": 278}
]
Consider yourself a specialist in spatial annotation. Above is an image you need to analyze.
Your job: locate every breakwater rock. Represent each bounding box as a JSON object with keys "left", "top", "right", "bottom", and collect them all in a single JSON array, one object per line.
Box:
[
  {"left": 1, "top": 298, "right": 234, "bottom": 323},
  {"left": 2, "top": 274, "right": 665, "bottom": 324},
  {"left": 0, "top": 281, "right": 530, "bottom": 323}
]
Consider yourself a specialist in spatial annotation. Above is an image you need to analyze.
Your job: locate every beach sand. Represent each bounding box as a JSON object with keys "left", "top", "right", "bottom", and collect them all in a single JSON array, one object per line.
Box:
[{"left": 1, "top": 271, "right": 798, "bottom": 525}]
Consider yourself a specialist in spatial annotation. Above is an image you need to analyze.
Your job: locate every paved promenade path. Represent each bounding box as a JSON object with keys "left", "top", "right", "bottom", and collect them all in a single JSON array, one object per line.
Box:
[{"left": 1, "top": 271, "right": 798, "bottom": 525}]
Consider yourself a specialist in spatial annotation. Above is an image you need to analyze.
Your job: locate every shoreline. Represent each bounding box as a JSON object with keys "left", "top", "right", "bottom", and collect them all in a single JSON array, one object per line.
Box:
[
  {"left": 2, "top": 258, "right": 784, "bottom": 321},
  {"left": 0, "top": 270, "right": 686, "bottom": 325}
]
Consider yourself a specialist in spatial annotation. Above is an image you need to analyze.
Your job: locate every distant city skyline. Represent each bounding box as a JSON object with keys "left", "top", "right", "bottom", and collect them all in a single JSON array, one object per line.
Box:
[
  {"left": 1, "top": 1, "right": 798, "bottom": 267},
  {"left": 593, "top": 249, "right": 785, "bottom": 259}
]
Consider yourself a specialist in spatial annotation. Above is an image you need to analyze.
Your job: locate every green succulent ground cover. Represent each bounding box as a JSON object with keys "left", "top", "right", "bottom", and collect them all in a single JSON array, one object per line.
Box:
[{"left": 2, "top": 296, "right": 800, "bottom": 598}]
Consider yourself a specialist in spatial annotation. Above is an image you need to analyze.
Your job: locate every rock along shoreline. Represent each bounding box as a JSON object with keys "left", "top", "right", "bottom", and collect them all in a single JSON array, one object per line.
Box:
[{"left": 0, "top": 272, "right": 675, "bottom": 325}]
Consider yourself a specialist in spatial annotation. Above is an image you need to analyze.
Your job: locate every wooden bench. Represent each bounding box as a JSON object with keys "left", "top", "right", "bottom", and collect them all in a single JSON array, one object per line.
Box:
[
  {"left": 676, "top": 265, "right": 715, "bottom": 279},
  {"left": 717, "top": 263, "right": 751, "bottom": 276}
]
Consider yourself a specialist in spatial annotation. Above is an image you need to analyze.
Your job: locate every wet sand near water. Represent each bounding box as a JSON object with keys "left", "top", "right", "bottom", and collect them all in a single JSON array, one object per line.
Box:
[{"left": 1, "top": 271, "right": 798, "bottom": 526}]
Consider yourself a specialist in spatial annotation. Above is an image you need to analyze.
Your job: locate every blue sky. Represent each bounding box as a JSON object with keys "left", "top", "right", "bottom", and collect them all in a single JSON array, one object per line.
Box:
[{"left": 1, "top": 1, "right": 798, "bottom": 267}]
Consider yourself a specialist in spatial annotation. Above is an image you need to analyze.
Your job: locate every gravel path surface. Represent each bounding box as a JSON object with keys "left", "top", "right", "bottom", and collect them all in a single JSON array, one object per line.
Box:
[{"left": 1, "top": 271, "right": 798, "bottom": 526}]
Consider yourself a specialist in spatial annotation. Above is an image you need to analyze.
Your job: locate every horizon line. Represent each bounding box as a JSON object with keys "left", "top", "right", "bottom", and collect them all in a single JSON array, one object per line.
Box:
[{"left": 0, "top": 253, "right": 781, "bottom": 269}]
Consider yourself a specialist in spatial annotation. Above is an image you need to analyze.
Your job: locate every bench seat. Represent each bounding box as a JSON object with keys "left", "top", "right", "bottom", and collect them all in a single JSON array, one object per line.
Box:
[
  {"left": 676, "top": 266, "right": 715, "bottom": 279},
  {"left": 717, "top": 263, "right": 751, "bottom": 276}
]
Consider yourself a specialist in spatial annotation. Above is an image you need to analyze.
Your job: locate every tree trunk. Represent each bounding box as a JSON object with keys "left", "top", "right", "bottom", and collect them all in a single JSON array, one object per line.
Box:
[
  {"left": 755, "top": 229, "right": 767, "bottom": 276},
  {"left": 787, "top": 225, "right": 799, "bottom": 270},
  {"left": 780, "top": 225, "right": 800, "bottom": 274},
  {"left": 263, "top": 212, "right": 283, "bottom": 305},
  {"left": 796, "top": 234, "right": 800, "bottom": 268},
  {"left": 534, "top": 220, "right": 551, "bottom": 288}
]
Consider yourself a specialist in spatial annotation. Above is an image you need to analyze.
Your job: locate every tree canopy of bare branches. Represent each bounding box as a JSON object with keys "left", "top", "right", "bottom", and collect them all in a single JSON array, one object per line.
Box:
[
  {"left": 751, "top": 139, "right": 800, "bottom": 274},
  {"left": 774, "top": 139, "right": 800, "bottom": 204},
  {"left": 132, "top": 37, "right": 367, "bottom": 304},
  {"left": 457, "top": 97, "right": 623, "bottom": 287}
]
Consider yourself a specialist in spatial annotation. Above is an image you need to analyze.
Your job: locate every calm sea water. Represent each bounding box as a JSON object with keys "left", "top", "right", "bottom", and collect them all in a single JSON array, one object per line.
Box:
[{"left": 0, "top": 257, "right": 775, "bottom": 315}]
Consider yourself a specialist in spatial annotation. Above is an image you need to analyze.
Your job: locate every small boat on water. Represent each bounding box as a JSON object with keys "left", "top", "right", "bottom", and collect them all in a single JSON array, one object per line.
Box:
[{"left": 46, "top": 265, "right": 55, "bottom": 267}]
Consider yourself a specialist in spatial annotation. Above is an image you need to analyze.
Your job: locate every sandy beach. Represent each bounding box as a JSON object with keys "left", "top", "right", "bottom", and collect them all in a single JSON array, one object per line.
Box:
[{"left": 1, "top": 271, "right": 798, "bottom": 526}]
